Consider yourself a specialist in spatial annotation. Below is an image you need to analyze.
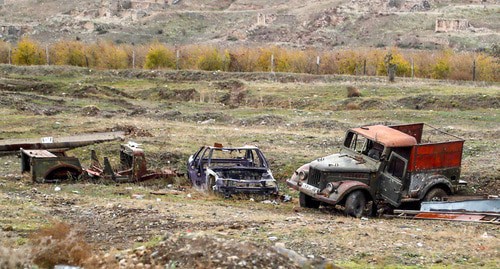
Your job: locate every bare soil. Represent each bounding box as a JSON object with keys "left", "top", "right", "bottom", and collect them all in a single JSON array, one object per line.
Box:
[{"left": 0, "top": 67, "right": 498, "bottom": 268}]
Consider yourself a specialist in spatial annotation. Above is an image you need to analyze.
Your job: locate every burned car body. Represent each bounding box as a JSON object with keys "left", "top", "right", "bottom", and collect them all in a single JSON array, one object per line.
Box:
[
  {"left": 187, "top": 144, "right": 278, "bottom": 196},
  {"left": 287, "top": 123, "right": 466, "bottom": 217}
]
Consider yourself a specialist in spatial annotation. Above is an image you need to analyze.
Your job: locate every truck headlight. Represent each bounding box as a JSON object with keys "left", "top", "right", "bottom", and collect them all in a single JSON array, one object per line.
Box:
[{"left": 298, "top": 171, "right": 308, "bottom": 181}]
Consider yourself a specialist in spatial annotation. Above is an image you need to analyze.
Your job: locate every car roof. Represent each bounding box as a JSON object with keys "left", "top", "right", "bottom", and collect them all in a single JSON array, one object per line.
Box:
[
  {"left": 350, "top": 125, "right": 417, "bottom": 147},
  {"left": 205, "top": 145, "right": 260, "bottom": 150}
]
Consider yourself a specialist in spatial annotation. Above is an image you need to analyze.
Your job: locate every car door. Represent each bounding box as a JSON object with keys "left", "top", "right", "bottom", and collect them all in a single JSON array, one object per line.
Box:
[
  {"left": 378, "top": 152, "right": 408, "bottom": 207},
  {"left": 188, "top": 147, "right": 206, "bottom": 185}
]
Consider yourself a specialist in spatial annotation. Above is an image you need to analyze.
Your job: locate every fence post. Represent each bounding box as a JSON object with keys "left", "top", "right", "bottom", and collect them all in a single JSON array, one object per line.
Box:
[
  {"left": 176, "top": 49, "right": 180, "bottom": 70},
  {"left": 472, "top": 58, "right": 476, "bottom": 81},
  {"left": 316, "top": 55, "right": 320, "bottom": 74}
]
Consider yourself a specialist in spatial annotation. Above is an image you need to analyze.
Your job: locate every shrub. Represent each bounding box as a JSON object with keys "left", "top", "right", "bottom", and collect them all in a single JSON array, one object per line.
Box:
[
  {"left": 30, "top": 221, "right": 92, "bottom": 268},
  {"left": 0, "top": 41, "right": 11, "bottom": 64},
  {"left": 144, "top": 42, "right": 175, "bottom": 69},
  {"left": 101, "top": 42, "right": 129, "bottom": 69},
  {"left": 51, "top": 40, "right": 87, "bottom": 67},
  {"left": 431, "top": 50, "right": 452, "bottom": 79},
  {"left": 12, "top": 38, "right": 46, "bottom": 65},
  {"left": 377, "top": 48, "right": 411, "bottom": 77},
  {"left": 337, "top": 50, "right": 360, "bottom": 75},
  {"left": 196, "top": 47, "right": 226, "bottom": 71},
  {"left": 475, "top": 53, "right": 499, "bottom": 82}
]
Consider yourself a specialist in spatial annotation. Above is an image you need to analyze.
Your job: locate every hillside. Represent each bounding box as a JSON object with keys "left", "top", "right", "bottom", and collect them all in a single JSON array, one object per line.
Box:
[{"left": 0, "top": 0, "right": 498, "bottom": 51}]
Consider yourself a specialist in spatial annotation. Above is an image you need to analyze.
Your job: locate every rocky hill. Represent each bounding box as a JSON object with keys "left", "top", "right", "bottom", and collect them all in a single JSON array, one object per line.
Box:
[{"left": 0, "top": 0, "right": 498, "bottom": 51}]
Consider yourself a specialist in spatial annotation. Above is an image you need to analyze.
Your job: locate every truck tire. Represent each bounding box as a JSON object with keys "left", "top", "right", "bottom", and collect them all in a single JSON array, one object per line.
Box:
[
  {"left": 345, "top": 190, "right": 366, "bottom": 218},
  {"left": 424, "top": 187, "right": 447, "bottom": 202},
  {"left": 299, "top": 192, "right": 320, "bottom": 209}
]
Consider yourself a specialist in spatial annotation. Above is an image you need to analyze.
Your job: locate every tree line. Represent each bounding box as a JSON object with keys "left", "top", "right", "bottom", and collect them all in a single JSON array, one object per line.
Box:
[{"left": 0, "top": 38, "right": 497, "bottom": 82}]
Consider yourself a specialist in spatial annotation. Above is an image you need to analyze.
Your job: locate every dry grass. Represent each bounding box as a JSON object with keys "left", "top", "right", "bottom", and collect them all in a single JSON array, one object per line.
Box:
[{"left": 30, "top": 221, "right": 93, "bottom": 268}]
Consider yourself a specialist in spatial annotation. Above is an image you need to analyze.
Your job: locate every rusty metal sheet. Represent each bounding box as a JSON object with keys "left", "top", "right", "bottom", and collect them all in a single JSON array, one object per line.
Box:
[
  {"left": 351, "top": 125, "right": 417, "bottom": 147},
  {"left": 415, "top": 212, "right": 486, "bottom": 222}
]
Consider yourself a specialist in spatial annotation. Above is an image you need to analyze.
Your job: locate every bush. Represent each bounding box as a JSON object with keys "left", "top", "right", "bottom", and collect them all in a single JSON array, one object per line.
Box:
[
  {"left": 144, "top": 43, "right": 175, "bottom": 69},
  {"left": 196, "top": 47, "right": 226, "bottom": 71},
  {"left": 431, "top": 50, "right": 452, "bottom": 79},
  {"left": 0, "top": 41, "right": 11, "bottom": 64},
  {"left": 30, "top": 221, "right": 92, "bottom": 268},
  {"left": 12, "top": 38, "right": 46, "bottom": 65},
  {"left": 51, "top": 40, "right": 87, "bottom": 67},
  {"left": 475, "top": 53, "right": 499, "bottom": 82},
  {"left": 377, "top": 48, "right": 411, "bottom": 77}
]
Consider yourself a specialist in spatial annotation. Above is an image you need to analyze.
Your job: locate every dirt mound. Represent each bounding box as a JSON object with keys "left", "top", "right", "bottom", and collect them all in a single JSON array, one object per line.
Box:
[
  {"left": 0, "top": 78, "right": 58, "bottom": 94},
  {"left": 299, "top": 119, "right": 348, "bottom": 130},
  {"left": 81, "top": 105, "right": 100, "bottom": 116},
  {"left": 358, "top": 98, "right": 394, "bottom": 110},
  {"left": 397, "top": 94, "right": 500, "bottom": 110},
  {"left": 214, "top": 80, "right": 245, "bottom": 90},
  {"left": 87, "top": 232, "right": 303, "bottom": 269},
  {"left": 107, "top": 125, "right": 153, "bottom": 137},
  {"left": 73, "top": 85, "right": 134, "bottom": 99},
  {"left": 140, "top": 87, "right": 200, "bottom": 102},
  {"left": 0, "top": 92, "right": 63, "bottom": 115},
  {"left": 237, "top": 115, "right": 286, "bottom": 126},
  {"left": 182, "top": 112, "right": 233, "bottom": 123}
]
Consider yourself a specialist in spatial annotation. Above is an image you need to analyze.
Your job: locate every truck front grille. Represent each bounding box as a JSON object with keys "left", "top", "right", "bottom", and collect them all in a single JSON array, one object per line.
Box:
[{"left": 308, "top": 167, "right": 321, "bottom": 187}]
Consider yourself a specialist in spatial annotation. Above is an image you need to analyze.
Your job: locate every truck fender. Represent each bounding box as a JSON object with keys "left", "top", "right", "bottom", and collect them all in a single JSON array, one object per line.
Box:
[
  {"left": 323, "top": 181, "right": 374, "bottom": 204},
  {"left": 417, "top": 176, "right": 453, "bottom": 200}
]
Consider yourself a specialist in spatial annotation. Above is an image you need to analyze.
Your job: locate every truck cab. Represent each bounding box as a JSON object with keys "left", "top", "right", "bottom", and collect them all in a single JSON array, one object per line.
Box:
[{"left": 287, "top": 123, "right": 465, "bottom": 217}]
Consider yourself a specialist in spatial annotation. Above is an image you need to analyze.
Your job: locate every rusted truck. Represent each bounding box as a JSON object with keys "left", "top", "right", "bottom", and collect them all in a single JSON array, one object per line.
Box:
[{"left": 287, "top": 123, "right": 466, "bottom": 217}]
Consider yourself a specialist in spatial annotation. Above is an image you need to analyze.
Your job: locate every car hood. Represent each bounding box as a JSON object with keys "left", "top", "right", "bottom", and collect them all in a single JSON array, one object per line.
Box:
[{"left": 309, "top": 152, "right": 376, "bottom": 173}]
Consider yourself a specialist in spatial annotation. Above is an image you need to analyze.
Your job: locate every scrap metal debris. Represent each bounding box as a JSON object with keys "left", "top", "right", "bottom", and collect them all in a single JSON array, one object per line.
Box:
[
  {"left": 1, "top": 132, "right": 125, "bottom": 155},
  {"left": 393, "top": 197, "right": 500, "bottom": 224},
  {"left": 86, "top": 142, "right": 178, "bottom": 183}
]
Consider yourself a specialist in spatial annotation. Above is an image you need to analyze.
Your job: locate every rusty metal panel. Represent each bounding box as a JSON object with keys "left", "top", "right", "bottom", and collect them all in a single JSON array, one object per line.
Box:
[
  {"left": 411, "top": 140, "right": 464, "bottom": 171},
  {"left": 351, "top": 125, "right": 417, "bottom": 147},
  {"left": 390, "top": 123, "right": 424, "bottom": 143}
]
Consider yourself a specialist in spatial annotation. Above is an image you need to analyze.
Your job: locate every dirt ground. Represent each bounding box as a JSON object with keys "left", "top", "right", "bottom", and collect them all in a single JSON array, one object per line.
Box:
[{"left": 0, "top": 66, "right": 498, "bottom": 268}]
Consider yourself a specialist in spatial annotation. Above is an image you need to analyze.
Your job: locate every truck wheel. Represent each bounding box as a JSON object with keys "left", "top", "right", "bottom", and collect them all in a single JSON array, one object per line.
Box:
[
  {"left": 299, "top": 192, "right": 320, "bottom": 209},
  {"left": 424, "top": 188, "right": 447, "bottom": 202},
  {"left": 345, "top": 191, "right": 367, "bottom": 218}
]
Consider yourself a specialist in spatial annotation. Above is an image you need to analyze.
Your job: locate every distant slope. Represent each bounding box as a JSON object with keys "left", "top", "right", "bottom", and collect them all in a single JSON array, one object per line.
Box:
[{"left": 0, "top": 0, "right": 498, "bottom": 51}]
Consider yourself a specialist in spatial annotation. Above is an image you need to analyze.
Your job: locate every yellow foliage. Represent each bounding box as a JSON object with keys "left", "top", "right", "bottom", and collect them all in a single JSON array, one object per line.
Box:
[
  {"left": 475, "top": 53, "right": 499, "bottom": 82},
  {"left": 144, "top": 42, "right": 175, "bottom": 69},
  {"left": 196, "top": 47, "right": 225, "bottom": 71},
  {"left": 12, "top": 38, "right": 46, "bottom": 65},
  {"left": 377, "top": 48, "right": 411, "bottom": 77},
  {"left": 51, "top": 40, "right": 87, "bottom": 67}
]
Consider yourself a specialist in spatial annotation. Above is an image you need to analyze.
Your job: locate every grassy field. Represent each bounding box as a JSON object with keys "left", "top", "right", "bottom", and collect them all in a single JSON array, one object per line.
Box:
[{"left": 0, "top": 65, "right": 499, "bottom": 268}]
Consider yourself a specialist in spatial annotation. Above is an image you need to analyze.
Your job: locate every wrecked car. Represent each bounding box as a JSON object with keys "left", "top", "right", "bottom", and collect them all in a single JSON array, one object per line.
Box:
[
  {"left": 287, "top": 123, "right": 466, "bottom": 217},
  {"left": 86, "top": 142, "right": 178, "bottom": 183},
  {"left": 187, "top": 144, "right": 278, "bottom": 196}
]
